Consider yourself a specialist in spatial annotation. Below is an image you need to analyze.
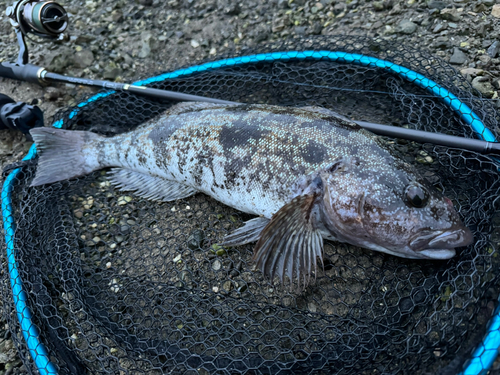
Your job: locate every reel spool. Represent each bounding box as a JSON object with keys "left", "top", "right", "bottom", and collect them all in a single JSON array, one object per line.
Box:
[{"left": 6, "top": 0, "right": 68, "bottom": 38}]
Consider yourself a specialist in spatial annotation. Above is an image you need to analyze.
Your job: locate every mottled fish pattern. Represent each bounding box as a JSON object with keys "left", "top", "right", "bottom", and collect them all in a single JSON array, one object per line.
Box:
[
  {"left": 30, "top": 102, "right": 473, "bottom": 289},
  {"left": 93, "top": 103, "right": 390, "bottom": 216}
]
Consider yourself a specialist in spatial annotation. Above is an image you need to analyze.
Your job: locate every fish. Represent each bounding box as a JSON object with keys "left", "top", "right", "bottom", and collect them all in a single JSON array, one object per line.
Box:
[{"left": 30, "top": 102, "right": 473, "bottom": 288}]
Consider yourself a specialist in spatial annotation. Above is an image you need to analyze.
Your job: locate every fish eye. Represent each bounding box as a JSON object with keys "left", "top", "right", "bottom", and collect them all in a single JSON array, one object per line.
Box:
[{"left": 405, "top": 184, "right": 429, "bottom": 208}]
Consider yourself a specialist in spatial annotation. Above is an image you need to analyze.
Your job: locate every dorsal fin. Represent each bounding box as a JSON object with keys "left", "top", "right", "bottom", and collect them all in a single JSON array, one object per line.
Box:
[
  {"left": 166, "top": 102, "right": 232, "bottom": 116},
  {"left": 300, "top": 106, "right": 362, "bottom": 130}
]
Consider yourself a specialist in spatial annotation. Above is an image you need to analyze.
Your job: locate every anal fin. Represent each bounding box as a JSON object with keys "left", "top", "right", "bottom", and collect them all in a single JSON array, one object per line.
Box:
[
  {"left": 220, "top": 217, "right": 271, "bottom": 246},
  {"left": 108, "top": 168, "right": 196, "bottom": 202}
]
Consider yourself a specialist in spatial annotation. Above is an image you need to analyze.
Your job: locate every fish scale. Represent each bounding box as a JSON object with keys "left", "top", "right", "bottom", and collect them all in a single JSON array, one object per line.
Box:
[{"left": 124, "top": 103, "right": 387, "bottom": 217}]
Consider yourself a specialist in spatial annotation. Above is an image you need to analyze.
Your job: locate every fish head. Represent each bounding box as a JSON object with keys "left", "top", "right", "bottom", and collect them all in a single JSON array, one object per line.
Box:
[{"left": 320, "top": 157, "right": 473, "bottom": 260}]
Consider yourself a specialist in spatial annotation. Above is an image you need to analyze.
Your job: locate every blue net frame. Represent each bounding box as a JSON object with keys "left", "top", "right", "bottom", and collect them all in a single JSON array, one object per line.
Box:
[{"left": 2, "top": 50, "right": 499, "bottom": 375}]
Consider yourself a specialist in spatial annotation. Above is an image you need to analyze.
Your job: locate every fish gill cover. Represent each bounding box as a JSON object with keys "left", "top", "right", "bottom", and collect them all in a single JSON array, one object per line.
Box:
[{"left": 1, "top": 36, "right": 500, "bottom": 375}]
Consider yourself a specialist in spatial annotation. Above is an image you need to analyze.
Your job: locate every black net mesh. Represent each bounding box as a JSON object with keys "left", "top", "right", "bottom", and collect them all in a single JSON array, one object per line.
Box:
[{"left": 2, "top": 36, "right": 500, "bottom": 375}]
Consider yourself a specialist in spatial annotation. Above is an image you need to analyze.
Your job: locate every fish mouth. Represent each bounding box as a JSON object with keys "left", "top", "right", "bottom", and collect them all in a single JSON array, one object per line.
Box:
[
  {"left": 410, "top": 228, "right": 473, "bottom": 259},
  {"left": 418, "top": 248, "right": 456, "bottom": 260}
]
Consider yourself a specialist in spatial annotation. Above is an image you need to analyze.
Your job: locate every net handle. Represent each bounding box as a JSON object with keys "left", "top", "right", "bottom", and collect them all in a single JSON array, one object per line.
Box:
[{"left": 3, "top": 50, "right": 498, "bottom": 375}]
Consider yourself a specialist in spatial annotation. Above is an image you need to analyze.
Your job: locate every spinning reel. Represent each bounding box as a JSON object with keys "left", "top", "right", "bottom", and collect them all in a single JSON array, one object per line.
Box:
[{"left": 6, "top": 0, "right": 68, "bottom": 65}]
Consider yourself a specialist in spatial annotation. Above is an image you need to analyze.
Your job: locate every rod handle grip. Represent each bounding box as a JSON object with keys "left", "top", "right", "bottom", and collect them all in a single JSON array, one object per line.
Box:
[{"left": 0, "top": 62, "right": 44, "bottom": 84}]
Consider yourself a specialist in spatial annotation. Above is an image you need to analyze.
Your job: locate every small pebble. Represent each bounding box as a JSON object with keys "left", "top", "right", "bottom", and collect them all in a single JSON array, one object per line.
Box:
[
  {"left": 216, "top": 248, "right": 226, "bottom": 256},
  {"left": 372, "top": 1, "right": 384, "bottom": 11},
  {"left": 187, "top": 230, "right": 204, "bottom": 250},
  {"left": 181, "top": 265, "right": 191, "bottom": 281},
  {"left": 109, "top": 279, "right": 120, "bottom": 293},
  {"left": 472, "top": 77, "right": 495, "bottom": 98},
  {"left": 82, "top": 197, "right": 94, "bottom": 209},
  {"left": 433, "top": 349, "right": 443, "bottom": 357},
  {"left": 308, "top": 302, "right": 317, "bottom": 313},
  {"left": 212, "top": 259, "right": 222, "bottom": 271},
  {"left": 432, "top": 23, "right": 446, "bottom": 33},
  {"left": 460, "top": 68, "right": 484, "bottom": 77},
  {"left": 440, "top": 8, "right": 461, "bottom": 22},
  {"left": 222, "top": 280, "right": 233, "bottom": 291},
  {"left": 230, "top": 270, "right": 239, "bottom": 277},
  {"left": 492, "top": 4, "right": 500, "bottom": 18},
  {"left": 396, "top": 20, "right": 417, "bottom": 34},
  {"left": 449, "top": 48, "right": 467, "bottom": 65},
  {"left": 117, "top": 196, "right": 132, "bottom": 205},
  {"left": 428, "top": 1, "right": 446, "bottom": 10},
  {"left": 487, "top": 41, "right": 500, "bottom": 58}
]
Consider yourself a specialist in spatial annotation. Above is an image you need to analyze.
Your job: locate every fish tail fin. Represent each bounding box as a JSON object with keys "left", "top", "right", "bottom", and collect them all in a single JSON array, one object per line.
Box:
[{"left": 30, "top": 127, "right": 104, "bottom": 187}]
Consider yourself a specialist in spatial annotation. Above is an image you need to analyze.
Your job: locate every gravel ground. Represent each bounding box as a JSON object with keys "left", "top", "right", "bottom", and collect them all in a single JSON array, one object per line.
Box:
[{"left": 0, "top": 0, "right": 499, "bottom": 374}]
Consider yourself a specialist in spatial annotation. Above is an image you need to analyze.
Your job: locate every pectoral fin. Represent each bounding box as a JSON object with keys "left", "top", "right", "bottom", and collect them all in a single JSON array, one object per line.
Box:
[
  {"left": 108, "top": 168, "right": 196, "bottom": 202},
  {"left": 252, "top": 186, "right": 324, "bottom": 290}
]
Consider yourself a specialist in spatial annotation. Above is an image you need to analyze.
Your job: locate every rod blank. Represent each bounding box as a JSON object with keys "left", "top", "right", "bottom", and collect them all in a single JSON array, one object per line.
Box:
[
  {"left": 2, "top": 63, "right": 498, "bottom": 155},
  {"left": 44, "top": 71, "right": 500, "bottom": 156},
  {"left": 356, "top": 122, "right": 500, "bottom": 155}
]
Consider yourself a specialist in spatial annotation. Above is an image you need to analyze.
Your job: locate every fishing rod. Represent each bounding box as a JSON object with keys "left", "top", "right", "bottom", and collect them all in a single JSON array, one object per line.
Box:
[
  {"left": 1, "top": 1, "right": 499, "bottom": 156},
  {"left": 4, "top": 62, "right": 500, "bottom": 156}
]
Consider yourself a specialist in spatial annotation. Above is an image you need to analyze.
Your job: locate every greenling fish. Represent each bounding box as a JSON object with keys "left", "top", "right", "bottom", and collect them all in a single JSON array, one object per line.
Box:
[{"left": 30, "top": 102, "right": 473, "bottom": 288}]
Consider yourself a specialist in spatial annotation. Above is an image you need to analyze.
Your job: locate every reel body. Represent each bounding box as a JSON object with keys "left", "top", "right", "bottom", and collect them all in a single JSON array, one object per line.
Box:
[
  {"left": 5, "top": 0, "right": 68, "bottom": 65},
  {"left": 7, "top": 0, "right": 67, "bottom": 37}
]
